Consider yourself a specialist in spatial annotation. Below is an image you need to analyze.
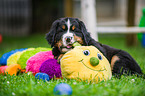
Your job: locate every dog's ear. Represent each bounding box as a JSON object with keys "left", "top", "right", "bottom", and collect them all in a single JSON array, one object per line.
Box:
[
  {"left": 76, "top": 19, "right": 91, "bottom": 45},
  {"left": 45, "top": 20, "right": 59, "bottom": 47}
]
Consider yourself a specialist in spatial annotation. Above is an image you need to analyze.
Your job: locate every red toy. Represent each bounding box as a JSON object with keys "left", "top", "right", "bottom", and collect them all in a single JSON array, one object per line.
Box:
[
  {"left": 0, "top": 34, "right": 2, "bottom": 43},
  {"left": 0, "top": 66, "right": 8, "bottom": 74}
]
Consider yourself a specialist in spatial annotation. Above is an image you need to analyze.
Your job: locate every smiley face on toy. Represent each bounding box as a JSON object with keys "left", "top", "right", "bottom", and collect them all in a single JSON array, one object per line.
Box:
[{"left": 60, "top": 46, "right": 112, "bottom": 83}]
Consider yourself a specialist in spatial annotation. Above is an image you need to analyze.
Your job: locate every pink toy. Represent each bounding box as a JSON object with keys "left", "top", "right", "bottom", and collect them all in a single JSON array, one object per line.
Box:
[
  {"left": 0, "top": 66, "right": 8, "bottom": 74},
  {"left": 26, "top": 51, "right": 54, "bottom": 75}
]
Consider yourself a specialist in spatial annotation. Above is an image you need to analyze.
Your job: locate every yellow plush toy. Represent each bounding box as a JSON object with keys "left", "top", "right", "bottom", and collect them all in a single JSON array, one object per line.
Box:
[
  {"left": 7, "top": 48, "right": 35, "bottom": 66},
  {"left": 60, "top": 46, "right": 112, "bottom": 83}
]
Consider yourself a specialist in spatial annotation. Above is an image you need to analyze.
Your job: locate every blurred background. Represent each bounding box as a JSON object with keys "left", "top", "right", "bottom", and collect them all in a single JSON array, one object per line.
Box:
[
  {"left": 0, "top": 0, "right": 145, "bottom": 47},
  {"left": 0, "top": 0, "right": 144, "bottom": 35}
]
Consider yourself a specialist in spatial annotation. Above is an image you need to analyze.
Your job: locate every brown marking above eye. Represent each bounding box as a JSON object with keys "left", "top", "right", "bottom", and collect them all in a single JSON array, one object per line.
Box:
[
  {"left": 62, "top": 25, "right": 65, "bottom": 30},
  {"left": 72, "top": 25, "right": 75, "bottom": 30}
]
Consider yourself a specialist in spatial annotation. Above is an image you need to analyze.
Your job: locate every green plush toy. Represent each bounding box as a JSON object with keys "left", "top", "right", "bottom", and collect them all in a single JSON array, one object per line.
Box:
[
  {"left": 17, "top": 47, "right": 51, "bottom": 69},
  {"left": 7, "top": 48, "right": 34, "bottom": 66},
  {"left": 60, "top": 45, "right": 112, "bottom": 83},
  {"left": 72, "top": 42, "right": 81, "bottom": 47}
]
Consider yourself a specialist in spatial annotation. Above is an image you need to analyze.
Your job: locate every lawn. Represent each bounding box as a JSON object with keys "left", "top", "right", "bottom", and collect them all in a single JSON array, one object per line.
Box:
[{"left": 0, "top": 34, "right": 145, "bottom": 96}]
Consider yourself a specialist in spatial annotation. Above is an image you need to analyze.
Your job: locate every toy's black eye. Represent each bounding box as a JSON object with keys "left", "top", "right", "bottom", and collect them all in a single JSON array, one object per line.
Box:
[
  {"left": 83, "top": 50, "right": 90, "bottom": 56},
  {"left": 97, "top": 53, "right": 102, "bottom": 60}
]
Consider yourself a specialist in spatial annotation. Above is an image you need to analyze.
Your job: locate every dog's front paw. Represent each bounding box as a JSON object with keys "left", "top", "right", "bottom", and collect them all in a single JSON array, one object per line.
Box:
[{"left": 56, "top": 54, "right": 64, "bottom": 64}]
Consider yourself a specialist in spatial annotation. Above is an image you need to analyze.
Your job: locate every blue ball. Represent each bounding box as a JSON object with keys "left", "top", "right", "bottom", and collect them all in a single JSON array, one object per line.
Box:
[
  {"left": 35, "top": 73, "right": 50, "bottom": 81},
  {"left": 53, "top": 83, "right": 72, "bottom": 95},
  {"left": 0, "top": 48, "right": 27, "bottom": 65}
]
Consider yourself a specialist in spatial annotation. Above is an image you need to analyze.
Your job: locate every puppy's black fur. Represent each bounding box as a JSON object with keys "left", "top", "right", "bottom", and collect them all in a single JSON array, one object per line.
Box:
[{"left": 46, "top": 17, "right": 143, "bottom": 76}]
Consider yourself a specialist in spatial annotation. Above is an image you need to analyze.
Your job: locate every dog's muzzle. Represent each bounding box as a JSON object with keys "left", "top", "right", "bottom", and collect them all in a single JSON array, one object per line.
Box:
[
  {"left": 65, "top": 36, "right": 72, "bottom": 43},
  {"left": 60, "top": 33, "right": 75, "bottom": 53},
  {"left": 62, "top": 33, "right": 75, "bottom": 46}
]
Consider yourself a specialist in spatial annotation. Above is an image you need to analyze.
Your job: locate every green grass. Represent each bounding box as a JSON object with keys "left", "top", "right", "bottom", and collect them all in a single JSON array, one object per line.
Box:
[
  {"left": 0, "top": 34, "right": 51, "bottom": 56},
  {"left": 0, "top": 34, "right": 145, "bottom": 96},
  {"left": 0, "top": 74, "right": 145, "bottom": 96}
]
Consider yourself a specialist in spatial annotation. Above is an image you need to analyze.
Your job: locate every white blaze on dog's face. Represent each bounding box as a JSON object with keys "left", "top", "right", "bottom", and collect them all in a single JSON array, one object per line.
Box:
[{"left": 62, "top": 19, "right": 75, "bottom": 52}]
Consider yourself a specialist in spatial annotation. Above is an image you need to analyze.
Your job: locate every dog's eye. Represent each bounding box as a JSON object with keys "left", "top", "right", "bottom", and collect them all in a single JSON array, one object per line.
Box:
[
  {"left": 83, "top": 50, "right": 90, "bottom": 56},
  {"left": 71, "top": 25, "right": 75, "bottom": 31},
  {"left": 97, "top": 53, "right": 102, "bottom": 60}
]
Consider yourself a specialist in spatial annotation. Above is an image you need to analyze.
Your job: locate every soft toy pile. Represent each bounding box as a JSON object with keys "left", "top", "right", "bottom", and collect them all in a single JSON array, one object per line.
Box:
[
  {"left": 0, "top": 47, "right": 62, "bottom": 78},
  {"left": 0, "top": 48, "right": 27, "bottom": 65},
  {"left": 26, "top": 51, "right": 54, "bottom": 75},
  {"left": 0, "top": 43, "right": 112, "bottom": 83}
]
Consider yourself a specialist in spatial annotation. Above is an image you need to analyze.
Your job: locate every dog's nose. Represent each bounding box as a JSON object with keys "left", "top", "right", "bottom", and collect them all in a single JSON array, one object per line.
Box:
[{"left": 65, "top": 36, "right": 72, "bottom": 42}]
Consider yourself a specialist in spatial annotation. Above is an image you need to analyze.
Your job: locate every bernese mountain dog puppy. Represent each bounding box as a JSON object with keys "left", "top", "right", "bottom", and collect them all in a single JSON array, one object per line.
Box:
[{"left": 46, "top": 17, "right": 143, "bottom": 76}]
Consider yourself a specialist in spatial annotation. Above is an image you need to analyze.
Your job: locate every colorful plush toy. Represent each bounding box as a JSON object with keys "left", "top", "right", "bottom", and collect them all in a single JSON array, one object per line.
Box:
[
  {"left": 61, "top": 46, "right": 112, "bottom": 83},
  {"left": 17, "top": 47, "right": 51, "bottom": 69},
  {"left": 137, "top": 8, "right": 145, "bottom": 42},
  {"left": 5, "top": 64, "right": 21, "bottom": 76},
  {"left": 0, "top": 47, "right": 56, "bottom": 76},
  {"left": 0, "top": 48, "right": 27, "bottom": 65},
  {"left": 7, "top": 48, "right": 34, "bottom": 66},
  {"left": 0, "top": 66, "right": 8, "bottom": 74},
  {"left": 39, "top": 59, "right": 61, "bottom": 79},
  {"left": 26, "top": 51, "right": 54, "bottom": 75}
]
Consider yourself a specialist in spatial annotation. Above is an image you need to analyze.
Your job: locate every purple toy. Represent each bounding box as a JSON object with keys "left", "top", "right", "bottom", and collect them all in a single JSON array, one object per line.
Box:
[{"left": 39, "top": 59, "right": 61, "bottom": 79}]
